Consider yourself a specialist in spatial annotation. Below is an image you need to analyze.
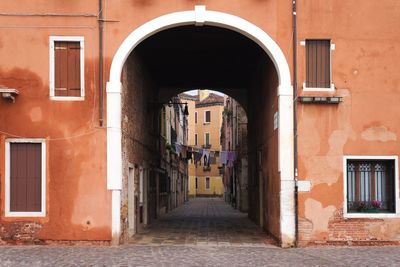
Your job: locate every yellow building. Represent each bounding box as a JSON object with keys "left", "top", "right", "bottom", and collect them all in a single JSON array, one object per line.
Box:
[{"left": 180, "top": 90, "right": 224, "bottom": 197}]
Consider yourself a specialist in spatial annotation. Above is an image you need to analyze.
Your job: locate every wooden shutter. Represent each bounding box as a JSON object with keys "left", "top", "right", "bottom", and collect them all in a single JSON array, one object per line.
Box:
[
  {"left": 306, "top": 40, "right": 331, "bottom": 88},
  {"left": 10, "top": 143, "right": 42, "bottom": 212},
  {"left": 54, "top": 41, "right": 81, "bottom": 96},
  {"left": 205, "top": 111, "right": 211, "bottom": 122}
]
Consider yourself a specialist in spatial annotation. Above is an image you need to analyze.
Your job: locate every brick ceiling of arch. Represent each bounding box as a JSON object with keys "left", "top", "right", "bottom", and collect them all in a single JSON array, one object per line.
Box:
[{"left": 130, "top": 25, "right": 276, "bottom": 109}]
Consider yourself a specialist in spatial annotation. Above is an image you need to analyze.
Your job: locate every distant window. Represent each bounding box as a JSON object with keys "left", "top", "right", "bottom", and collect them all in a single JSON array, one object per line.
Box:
[
  {"left": 50, "top": 36, "right": 84, "bottom": 99},
  {"left": 205, "top": 177, "right": 210, "bottom": 190},
  {"left": 195, "top": 134, "right": 198, "bottom": 146},
  {"left": 306, "top": 39, "right": 331, "bottom": 88},
  {"left": 205, "top": 111, "right": 211, "bottom": 123},
  {"left": 195, "top": 112, "right": 197, "bottom": 124},
  {"left": 346, "top": 159, "right": 395, "bottom": 214},
  {"left": 195, "top": 177, "right": 198, "bottom": 189},
  {"left": 205, "top": 133, "right": 210, "bottom": 146}
]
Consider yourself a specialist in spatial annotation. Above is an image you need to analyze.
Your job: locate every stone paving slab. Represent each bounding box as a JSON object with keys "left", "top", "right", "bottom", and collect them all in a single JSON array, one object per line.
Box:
[
  {"left": 1, "top": 245, "right": 400, "bottom": 266},
  {"left": 129, "top": 197, "right": 276, "bottom": 247},
  {"left": 1, "top": 198, "right": 400, "bottom": 266}
]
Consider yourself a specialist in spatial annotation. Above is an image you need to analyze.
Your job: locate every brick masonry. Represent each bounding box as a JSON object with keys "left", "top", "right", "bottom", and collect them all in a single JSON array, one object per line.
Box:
[{"left": 299, "top": 209, "right": 400, "bottom": 246}]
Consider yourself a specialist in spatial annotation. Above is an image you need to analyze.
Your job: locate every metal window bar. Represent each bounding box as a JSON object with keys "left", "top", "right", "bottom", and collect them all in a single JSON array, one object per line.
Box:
[{"left": 348, "top": 160, "right": 394, "bottom": 212}]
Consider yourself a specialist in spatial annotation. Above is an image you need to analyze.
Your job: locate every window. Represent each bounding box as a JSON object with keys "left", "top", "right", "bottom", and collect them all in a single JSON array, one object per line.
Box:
[
  {"left": 205, "top": 133, "right": 210, "bottom": 146},
  {"left": 195, "top": 134, "right": 198, "bottom": 146},
  {"left": 205, "top": 110, "right": 211, "bottom": 123},
  {"left": 205, "top": 177, "right": 210, "bottom": 190},
  {"left": 5, "top": 139, "right": 46, "bottom": 217},
  {"left": 344, "top": 156, "right": 399, "bottom": 218},
  {"left": 195, "top": 112, "right": 198, "bottom": 124},
  {"left": 50, "top": 36, "right": 84, "bottom": 100},
  {"left": 195, "top": 177, "right": 198, "bottom": 189},
  {"left": 304, "top": 39, "right": 333, "bottom": 91}
]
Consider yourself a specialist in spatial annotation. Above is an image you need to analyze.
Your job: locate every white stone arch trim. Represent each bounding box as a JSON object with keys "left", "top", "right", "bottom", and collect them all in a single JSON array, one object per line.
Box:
[{"left": 107, "top": 5, "right": 295, "bottom": 247}]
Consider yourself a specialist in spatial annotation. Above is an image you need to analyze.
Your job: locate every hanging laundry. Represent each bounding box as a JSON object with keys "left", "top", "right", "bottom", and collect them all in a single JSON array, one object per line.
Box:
[
  {"left": 209, "top": 151, "right": 217, "bottom": 164},
  {"left": 194, "top": 151, "right": 202, "bottom": 165},
  {"left": 181, "top": 146, "right": 187, "bottom": 159},
  {"left": 203, "top": 154, "right": 208, "bottom": 166},
  {"left": 175, "top": 143, "right": 182, "bottom": 154},
  {"left": 220, "top": 151, "right": 228, "bottom": 165},
  {"left": 187, "top": 151, "right": 193, "bottom": 162},
  {"left": 227, "top": 151, "right": 236, "bottom": 162}
]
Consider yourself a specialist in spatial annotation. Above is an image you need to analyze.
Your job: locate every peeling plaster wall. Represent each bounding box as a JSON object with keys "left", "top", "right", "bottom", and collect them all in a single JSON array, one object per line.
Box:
[
  {"left": 297, "top": 1, "right": 400, "bottom": 245},
  {"left": 0, "top": 3, "right": 111, "bottom": 243}
]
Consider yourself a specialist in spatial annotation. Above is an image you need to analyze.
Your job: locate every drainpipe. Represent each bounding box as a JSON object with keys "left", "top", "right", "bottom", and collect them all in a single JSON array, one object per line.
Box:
[
  {"left": 292, "top": 0, "right": 299, "bottom": 247},
  {"left": 99, "top": 0, "right": 104, "bottom": 127}
]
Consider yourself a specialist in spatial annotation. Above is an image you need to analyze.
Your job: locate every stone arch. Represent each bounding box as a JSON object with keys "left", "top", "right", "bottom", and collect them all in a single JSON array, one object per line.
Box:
[{"left": 107, "top": 5, "right": 295, "bottom": 246}]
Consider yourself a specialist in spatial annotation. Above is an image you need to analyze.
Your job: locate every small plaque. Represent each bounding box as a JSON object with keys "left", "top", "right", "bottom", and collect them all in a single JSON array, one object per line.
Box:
[
  {"left": 297, "top": 180, "right": 311, "bottom": 192},
  {"left": 274, "top": 112, "right": 278, "bottom": 130}
]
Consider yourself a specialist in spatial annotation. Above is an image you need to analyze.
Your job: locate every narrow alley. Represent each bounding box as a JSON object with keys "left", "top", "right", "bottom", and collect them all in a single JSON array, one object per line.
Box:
[{"left": 129, "top": 197, "right": 275, "bottom": 247}]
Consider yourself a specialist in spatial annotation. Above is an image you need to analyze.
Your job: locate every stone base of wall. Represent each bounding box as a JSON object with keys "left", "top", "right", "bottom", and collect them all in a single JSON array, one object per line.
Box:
[
  {"left": 298, "top": 240, "right": 400, "bottom": 247},
  {"left": 298, "top": 208, "right": 400, "bottom": 246},
  {"left": 0, "top": 222, "right": 43, "bottom": 244}
]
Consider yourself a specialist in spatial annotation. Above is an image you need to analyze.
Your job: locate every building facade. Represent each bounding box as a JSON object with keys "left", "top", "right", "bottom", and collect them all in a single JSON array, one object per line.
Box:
[
  {"left": 181, "top": 90, "right": 224, "bottom": 197},
  {"left": 0, "top": 0, "right": 400, "bottom": 247},
  {"left": 221, "top": 96, "right": 248, "bottom": 212}
]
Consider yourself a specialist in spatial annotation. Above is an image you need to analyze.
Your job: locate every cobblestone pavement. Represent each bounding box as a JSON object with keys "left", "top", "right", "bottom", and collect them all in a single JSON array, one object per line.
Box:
[
  {"left": 1, "top": 198, "right": 400, "bottom": 266},
  {"left": 129, "top": 197, "right": 276, "bottom": 247}
]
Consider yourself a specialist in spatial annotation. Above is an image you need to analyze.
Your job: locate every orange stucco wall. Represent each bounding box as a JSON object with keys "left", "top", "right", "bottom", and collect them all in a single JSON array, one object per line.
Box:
[
  {"left": 296, "top": 1, "right": 400, "bottom": 245},
  {"left": 1, "top": 0, "right": 400, "bottom": 244},
  {"left": 0, "top": 1, "right": 111, "bottom": 242}
]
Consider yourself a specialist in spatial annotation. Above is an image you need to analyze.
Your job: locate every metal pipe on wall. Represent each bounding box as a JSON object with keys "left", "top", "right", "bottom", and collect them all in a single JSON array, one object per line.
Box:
[
  {"left": 99, "top": 0, "right": 104, "bottom": 127},
  {"left": 292, "top": 0, "right": 299, "bottom": 247}
]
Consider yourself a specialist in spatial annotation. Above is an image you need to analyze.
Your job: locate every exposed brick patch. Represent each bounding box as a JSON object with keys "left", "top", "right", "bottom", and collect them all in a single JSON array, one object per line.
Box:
[
  {"left": 298, "top": 208, "right": 400, "bottom": 247},
  {"left": 0, "top": 222, "right": 43, "bottom": 244}
]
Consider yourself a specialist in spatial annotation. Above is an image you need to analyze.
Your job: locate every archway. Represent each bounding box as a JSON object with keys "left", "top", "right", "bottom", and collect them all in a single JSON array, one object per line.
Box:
[{"left": 107, "top": 5, "right": 295, "bottom": 247}]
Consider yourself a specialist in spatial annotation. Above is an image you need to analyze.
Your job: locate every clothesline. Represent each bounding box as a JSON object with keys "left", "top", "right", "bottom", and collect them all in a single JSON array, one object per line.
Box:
[{"left": 174, "top": 142, "right": 236, "bottom": 166}]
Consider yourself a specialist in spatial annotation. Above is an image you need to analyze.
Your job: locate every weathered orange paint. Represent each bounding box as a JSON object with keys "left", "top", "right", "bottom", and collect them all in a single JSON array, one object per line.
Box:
[{"left": 1, "top": 0, "right": 400, "bottom": 245}]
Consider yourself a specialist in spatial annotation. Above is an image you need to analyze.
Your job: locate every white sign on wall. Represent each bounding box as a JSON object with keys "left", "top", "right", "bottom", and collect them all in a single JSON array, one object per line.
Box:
[
  {"left": 273, "top": 112, "right": 278, "bottom": 130},
  {"left": 297, "top": 180, "right": 311, "bottom": 192}
]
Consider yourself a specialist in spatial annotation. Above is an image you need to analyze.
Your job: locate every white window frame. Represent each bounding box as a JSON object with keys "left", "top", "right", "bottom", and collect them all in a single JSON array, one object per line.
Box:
[
  {"left": 5, "top": 139, "right": 46, "bottom": 217},
  {"left": 49, "top": 36, "right": 85, "bottom": 101},
  {"left": 205, "top": 177, "right": 210, "bottom": 190},
  {"left": 343, "top": 155, "right": 400, "bottom": 218},
  {"left": 301, "top": 39, "right": 335, "bottom": 92},
  {"left": 204, "top": 110, "right": 211, "bottom": 124},
  {"left": 204, "top": 132, "right": 210, "bottom": 146}
]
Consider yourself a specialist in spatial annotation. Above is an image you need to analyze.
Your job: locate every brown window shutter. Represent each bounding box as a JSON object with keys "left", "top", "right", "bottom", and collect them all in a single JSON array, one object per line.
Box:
[
  {"left": 306, "top": 40, "right": 331, "bottom": 88},
  {"left": 10, "top": 143, "right": 42, "bottom": 212},
  {"left": 67, "top": 42, "right": 81, "bottom": 96},
  {"left": 55, "top": 42, "right": 69, "bottom": 96},
  {"left": 54, "top": 41, "right": 81, "bottom": 97},
  {"left": 205, "top": 111, "right": 211, "bottom": 122}
]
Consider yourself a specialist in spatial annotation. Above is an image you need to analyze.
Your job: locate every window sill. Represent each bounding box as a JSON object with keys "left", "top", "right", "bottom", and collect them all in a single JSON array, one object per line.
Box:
[
  {"left": 344, "top": 212, "right": 400, "bottom": 219},
  {"left": 5, "top": 211, "right": 46, "bottom": 217},
  {"left": 302, "top": 82, "right": 335, "bottom": 92},
  {"left": 203, "top": 122, "right": 210, "bottom": 125},
  {"left": 50, "top": 96, "right": 85, "bottom": 101}
]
